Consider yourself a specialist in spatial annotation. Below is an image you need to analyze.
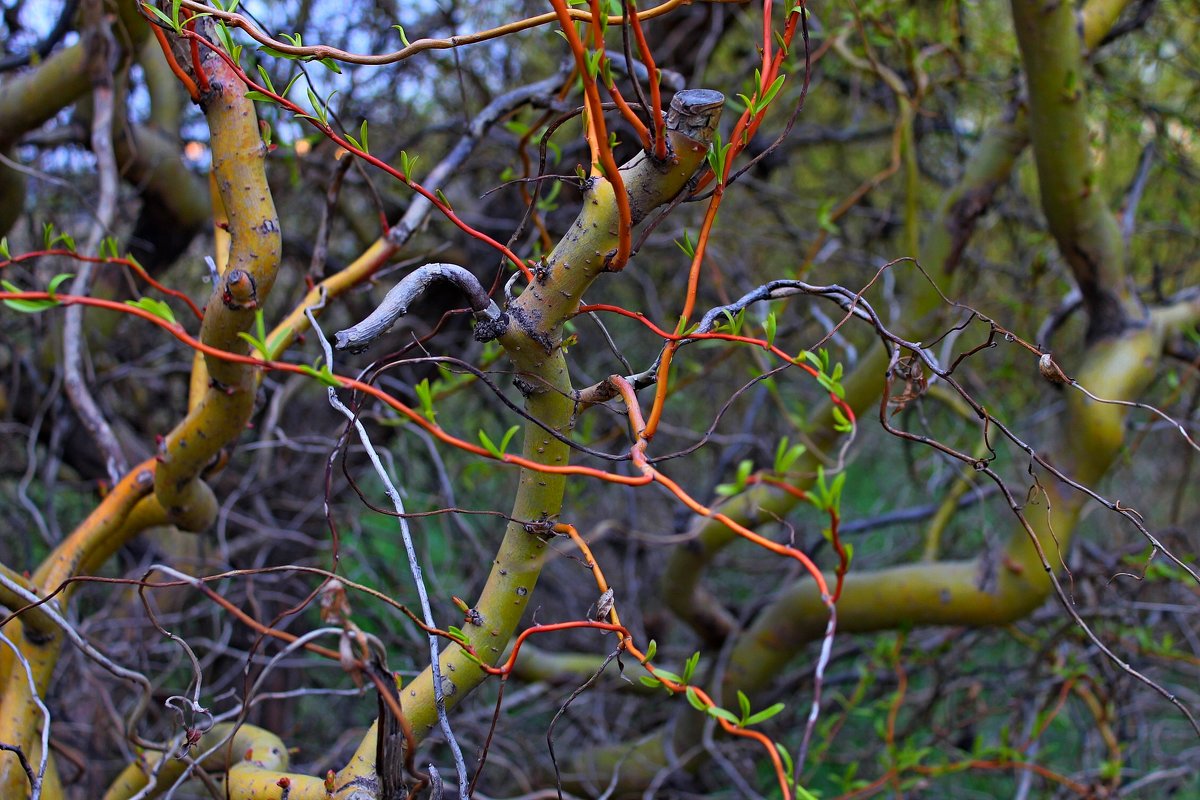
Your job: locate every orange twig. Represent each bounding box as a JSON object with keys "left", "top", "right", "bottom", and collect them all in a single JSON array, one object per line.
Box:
[
  {"left": 1, "top": 248, "right": 204, "bottom": 320},
  {"left": 148, "top": 21, "right": 200, "bottom": 101},
  {"left": 548, "top": 0, "right": 633, "bottom": 270},
  {"left": 608, "top": 375, "right": 833, "bottom": 603},
  {"left": 181, "top": 9, "right": 211, "bottom": 94},
  {"left": 624, "top": 0, "right": 666, "bottom": 158}
]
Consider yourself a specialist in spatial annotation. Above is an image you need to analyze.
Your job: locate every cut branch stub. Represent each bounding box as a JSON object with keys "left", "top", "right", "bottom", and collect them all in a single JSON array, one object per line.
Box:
[{"left": 666, "top": 88, "right": 725, "bottom": 143}]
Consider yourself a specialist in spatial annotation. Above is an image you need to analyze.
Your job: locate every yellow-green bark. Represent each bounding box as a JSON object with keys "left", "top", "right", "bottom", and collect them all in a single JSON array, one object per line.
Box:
[{"left": 152, "top": 20, "right": 281, "bottom": 532}]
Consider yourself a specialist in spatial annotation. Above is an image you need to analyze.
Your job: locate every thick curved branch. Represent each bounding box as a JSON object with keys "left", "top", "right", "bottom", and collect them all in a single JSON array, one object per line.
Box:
[
  {"left": 151, "top": 10, "right": 281, "bottom": 532},
  {"left": 0, "top": 461, "right": 158, "bottom": 797},
  {"left": 1011, "top": 0, "right": 1130, "bottom": 338}
]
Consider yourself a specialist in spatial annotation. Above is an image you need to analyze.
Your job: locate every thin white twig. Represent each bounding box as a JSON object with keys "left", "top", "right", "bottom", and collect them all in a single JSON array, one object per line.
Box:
[
  {"left": 308, "top": 301, "right": 471, "bottom": 798},
  {"left": 0, "top": 631, "right": 50, "bottom": 799},
  {"left": 62, "top": 8, "right": 127, "bottom": 484}
]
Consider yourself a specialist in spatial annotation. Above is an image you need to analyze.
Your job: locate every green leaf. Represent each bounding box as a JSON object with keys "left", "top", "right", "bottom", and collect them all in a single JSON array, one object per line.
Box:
[
  {"left": 1, "top": 280, "right": 57, "bottom": 313},
  {"left": 642, "top": 639, "right": 657, "bottom": 662},
  {"left": 763, "top": 312, "right": 777, "bottom": 349},
  {"left": 716, "top": 459, "right": 754, "bottom": 498},
  {"left": 831, "top": 471, "right": 846, "bottom": 512},
  {"left": 400, "top": 150, "right": 419, "bottom": 181},
  {"left": 504, "top": 120, "right": 531, "bottom": 137},
  {"left": 99, "top": 236, "right": 120, "bottom": 260},
  {"left": 214, "top": 20, "right": 237, "bottom": 58},
  {"left": 674, "top": 230, "right": 696, "bottom": 259},
  {"left": 776, "top": 743, "right": 795, "bottom": 782},
  {"left": 258, "top": 44, "right": 297, "bottom": 61},
  {"left": 392, "top": 24, "right": 412, "bottom": 48},
  {"left": 807, "top": 467, "right": 830, "bottom": 512},
  {"left": 282, "top": 73, "right": 302, "bottom": 99},
  {"left": 652, "top": 668, "right": 681, "bottom": 684},
  {"left": 245, "top": 90, "right": 275, "bottom": 103},
  {"left": 684, "top": 686, "right": 705, "bottom": 711},
  {"left": 142, "top": 2, "right": 182, "bottom": 34},
  {"left": 816, "top": 370, "right": 845, "bottom": 399},
  {"left": 237, "top": 331, "right": 271, "bottom": 359},
  {"left": 256, "top": 64, "right": 276, "bottom": 94},
  {"left": 358, "top": 120, "right": 369, "bottom": 154},
  {"left": 831, "top": 404, "right": 853, "bottom": 433},
  {"left": 125, "top": 297, "right": 177, "bottom": 325},
  {"left": 414, "top": 378, "right": 436, "bottom": 423},
  {"left": 47, "top": 273, "right": 73, "bottom": 299},
  {"left": 737, "top": 690, "right": 751, "bottom": 720},
  {"left": 706, "top": 706, "right": 740, "bottom": 724},
  {"left": 1, "top": 297, "right": 56, "bottom": 311},
  {"left": 759, "top": 74, "right": 787, "bottom": 110},
  {"left": 498, "top": 425, "right": 520, "bottom": 455},
  {"left": 744, "top": 702, "right": 786, "bottom": 726},
  {"left": 237, "top": 311, "right": 271, "bottom": 359},
  {"left": 0, "top": 237, "right": 9, "bottom": 259},
  {"left": 795, "top": 784, "right": 821, "bottom": 800},
  {"left": 639, "top": 675, "right": 662, "bottom": 688},
  {"left": 774, "top": 437, "right": 806, "bottom": 473},
  {"left": 318, "top": 57, "right": 342, "bottom": 74},
  {"left": 682, "top": 651, "right": 700, "bottom": 683},
  {"left": 706, "top": 132, "right": 732, "bottom": 182},
  {"left": 478, "top": 429, "right": 503, "bottom": 458},
  {"left": 298, "top": 364, "right": 342, "bottom": 388},
  {"left": 584, "top": 49, "right": 602, "bottom": 79},
  {"left": 817, "top": 198, "right": 838, "bottom": 234}
]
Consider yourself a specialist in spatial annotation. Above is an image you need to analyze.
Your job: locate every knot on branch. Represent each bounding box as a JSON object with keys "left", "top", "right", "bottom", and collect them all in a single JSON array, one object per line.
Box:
[{"left": 334, "top": 263, "right": 506, "bottom": 352}]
